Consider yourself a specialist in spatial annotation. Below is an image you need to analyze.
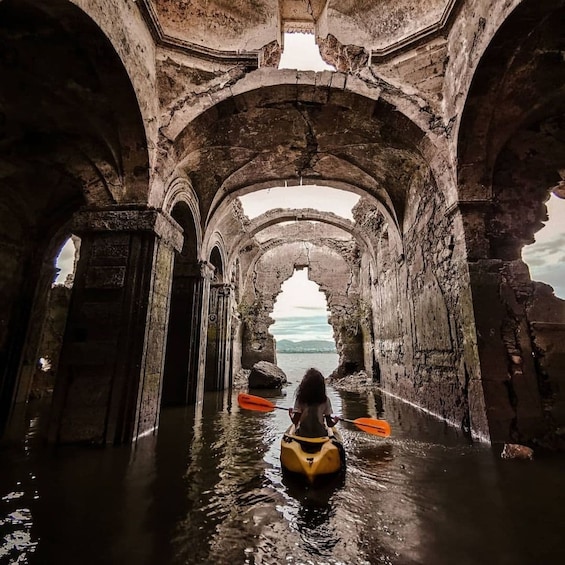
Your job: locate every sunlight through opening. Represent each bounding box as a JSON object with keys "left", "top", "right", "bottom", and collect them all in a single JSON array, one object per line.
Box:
[
  {"left": 239, "top": 185, "right": 359, "bottom": 220},
  {"left": 270, "top": 269, "right": 335, "bottom": 352},
  {"left": 54, "top": 237, "right": 78, "bottom": 286},
  {"left": 278, "top": 32, "right": 335, "bottom": 72},
  {"left": 522, "top": 193, "right": 565, "bottom": 299}
]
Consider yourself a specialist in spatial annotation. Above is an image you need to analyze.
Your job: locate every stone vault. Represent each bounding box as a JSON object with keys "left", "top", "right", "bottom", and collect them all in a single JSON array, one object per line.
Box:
[{"left": 0, "top": 0, "right": 564, "bottom": 449}]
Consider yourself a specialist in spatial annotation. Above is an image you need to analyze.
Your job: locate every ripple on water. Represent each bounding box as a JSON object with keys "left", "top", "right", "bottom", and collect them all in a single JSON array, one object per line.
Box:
[{"left": 3, "top": 380, "right": 565, "bottom": 565}]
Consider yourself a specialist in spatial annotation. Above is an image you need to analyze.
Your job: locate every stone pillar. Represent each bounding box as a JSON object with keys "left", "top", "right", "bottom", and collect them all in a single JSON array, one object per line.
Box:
[
  {"left": 329, "top": 299, "right": 365, "bottom": 378},
  {"left": 467, "top": 259, "right": 544, "bottom": 442},
  {"left": 205, "top": 283, "right": 233, "bottom": 391},
  {"left": 194, "top": 261, "right": 214, "bottom": 406},
  {"left": 240, "top": 298, "right": 277, "bottom": 369},
  {"left": 162, "top": 263, "right": 205, "bottom": 405},
  {"left": 459, "top": 201, "right": 544, "bottom": 442},
  {"left": 48, "top": 208, "right": 183, "bottom": 445}
]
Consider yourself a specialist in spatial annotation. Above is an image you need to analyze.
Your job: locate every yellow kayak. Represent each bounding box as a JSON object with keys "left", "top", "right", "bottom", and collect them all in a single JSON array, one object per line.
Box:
[{"left": 280, "top": 425, "right": 345, "bottom": 483}]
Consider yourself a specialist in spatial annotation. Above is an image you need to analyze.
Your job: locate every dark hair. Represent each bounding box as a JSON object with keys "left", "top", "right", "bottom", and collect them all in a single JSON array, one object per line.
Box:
[{"left": 295, "top": 368, "right": 327, "bottom": 405}]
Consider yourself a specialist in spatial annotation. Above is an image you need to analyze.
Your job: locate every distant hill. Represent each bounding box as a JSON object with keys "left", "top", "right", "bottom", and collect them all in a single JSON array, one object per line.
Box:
[{"left": 276, "top": 339, "right": 336, "bottom": 353}]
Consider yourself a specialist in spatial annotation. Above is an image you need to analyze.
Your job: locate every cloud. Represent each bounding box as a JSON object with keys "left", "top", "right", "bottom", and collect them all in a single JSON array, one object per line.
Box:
[
  {"left": 520, "top": 193, "right": 565, "bottom": 298},
  {"left": 270, "top": 314, "right": 333, "bottom": 341}
]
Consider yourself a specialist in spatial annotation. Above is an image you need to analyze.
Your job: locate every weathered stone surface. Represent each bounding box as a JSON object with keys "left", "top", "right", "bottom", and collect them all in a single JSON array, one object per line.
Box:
[
  {"left": 1, "top": 0, "right": 564, "bottom": 451},
  {"left": 248, "top": 361, "right": 287, "bottom": 389},
  {"left": 501, "top": 444, "right": 534, "bottom": 461}
]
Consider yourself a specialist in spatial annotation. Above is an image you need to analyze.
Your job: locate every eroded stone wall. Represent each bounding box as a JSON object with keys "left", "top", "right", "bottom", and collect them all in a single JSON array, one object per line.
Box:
[
  {"left": 238, "top": 232, "right": 364, "bottom": 372},
  {"left": 355, "top": 168, "right": 488, "bottom": 437}
]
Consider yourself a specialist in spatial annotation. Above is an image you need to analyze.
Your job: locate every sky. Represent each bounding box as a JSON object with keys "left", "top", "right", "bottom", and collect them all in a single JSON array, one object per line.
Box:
[
  {"left": 278, "top": 32, "right": 335, "bottom": 72},
  {"left": 269, "top": 269, "right": 333, "bottom": 342},
  {"left": 54, "top": 33, "right": 565, "bottom": 343},
  {"left": 238, "top": 185, "right": 359, "bottom": 220},
  {"left": 521, "top": 193, "right": 565, "bottom": 299}
]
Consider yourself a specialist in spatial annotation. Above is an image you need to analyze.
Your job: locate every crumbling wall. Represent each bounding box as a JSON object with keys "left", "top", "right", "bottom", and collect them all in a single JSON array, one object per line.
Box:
[
  {"left": 356, "top": 166, "right": 477, "bottom": 433},
  {"left": 528, "top": 283, "right": 565, "bottom": 444},
  {"left": 403, "top": 169, "right": 478, "bottom": 431},
  {"left": 238, "top": 235, "right": 363, "bottom": 371}
]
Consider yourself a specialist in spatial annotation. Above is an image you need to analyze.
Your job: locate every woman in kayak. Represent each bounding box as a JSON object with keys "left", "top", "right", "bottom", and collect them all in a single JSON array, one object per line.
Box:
[{"left": 289, "top": 368, "right": 339, "bottom": 437}]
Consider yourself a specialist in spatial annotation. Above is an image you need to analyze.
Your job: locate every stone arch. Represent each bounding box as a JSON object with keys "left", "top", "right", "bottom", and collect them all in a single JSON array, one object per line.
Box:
[
  {"left": 160, "top": 69, "right": 438, "bottom": 153},
  {"left": 456, "top": 0, "right": 565, "bottom": 443},
  {"left": 204, "top": 243, "right": 232, "bottom": 392},
  {"left": 237, "top": 225, "right": 363, "bottom": 372},
  {"left": 458, "top": 0, "right": 565, "bottom": 216},
  {"left": 168, "top": 83, "right": 439, "bottom": 235},
  {"left": 202, "top": 182, "right": 404, "bottom": 280},
  {"left": 0, "top": 0, "right": 150, "bottom": 436},
  {"left": 208, "top": 240, "right": 226, "bottom": 283},
  {"left": 227, "top": 209, "right": 367, "bottom": 265},
  {"left": 161, "top": 199, "right": 202, "bottom": 406},
  {"left": 162, "top": 175, "right": 203, "bottom": 254}
]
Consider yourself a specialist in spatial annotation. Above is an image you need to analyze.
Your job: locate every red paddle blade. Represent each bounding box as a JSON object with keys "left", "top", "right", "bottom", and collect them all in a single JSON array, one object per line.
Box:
[
  {"left": 353, "top": 417, "right": 391, "bottom": 437},
  {"left": 237, "top": 393, "right": 276, "bottom": 413}
]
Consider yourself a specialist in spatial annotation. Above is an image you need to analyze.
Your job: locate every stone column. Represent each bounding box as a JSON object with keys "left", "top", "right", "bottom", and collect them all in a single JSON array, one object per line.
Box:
[
  {"left": 205, "top": 283, "right": 233, "bottom": 391},
  {"left": 194, "top": 261, "right": 215, "bottom": 406},
  {"left": 240, "top": 301, "right": 277, "bottom": 369},
  {"left": 329, "top": 301, "right": 365, "bottom": 378},
  {"left": 48, "top": 207, "right": 183, "bottom": 445},
  {"left": 459, "top": 201, "right": 544, "bottom": 442}
]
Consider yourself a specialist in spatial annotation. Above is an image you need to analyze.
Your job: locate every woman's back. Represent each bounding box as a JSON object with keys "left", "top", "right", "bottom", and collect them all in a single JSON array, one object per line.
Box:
[
  {"left": 292, "top": 368, "right": 336, "bottom": 437},
  {"left": 293, "top": 398, "right": 333, "bottom": 437}
]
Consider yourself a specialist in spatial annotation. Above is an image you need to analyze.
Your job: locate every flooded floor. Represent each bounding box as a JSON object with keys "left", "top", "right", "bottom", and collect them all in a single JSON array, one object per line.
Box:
[{"left": 2, "top": 359, "right": 565, "bottom": 564}]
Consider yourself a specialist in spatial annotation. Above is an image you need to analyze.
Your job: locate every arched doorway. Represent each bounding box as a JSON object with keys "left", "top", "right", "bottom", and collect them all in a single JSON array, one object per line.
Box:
[
  {"left": 0, "top": 0, "right": 151, "bottom": 442},
  {"left": 161, "top": 202, "right": 201, "bottom": 406},
  {"left": 204, "top": 246, "right": 232, "bottom": 392}
]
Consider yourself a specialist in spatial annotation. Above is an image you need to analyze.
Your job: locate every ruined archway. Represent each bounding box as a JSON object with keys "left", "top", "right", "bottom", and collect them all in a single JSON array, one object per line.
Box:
[
  {"left": 457, "top": 0, "right": 565, "bottom": 443},
  {"left": 235, "top": 218, "right": 365, "bottom": 373},
  {"left": 204, "top": 245, "right": 233, "bottom": 392},
  {"left": 161, "top": 200, "right": 201, "bottom": 406},
  {"left": 0, "top": 0, "right": 151, "bottom": 439}
]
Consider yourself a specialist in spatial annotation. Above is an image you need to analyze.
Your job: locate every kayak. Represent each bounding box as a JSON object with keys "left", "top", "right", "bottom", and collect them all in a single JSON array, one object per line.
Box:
[{"left": 280, "top": 425, "right": 345, "bottom": 483}]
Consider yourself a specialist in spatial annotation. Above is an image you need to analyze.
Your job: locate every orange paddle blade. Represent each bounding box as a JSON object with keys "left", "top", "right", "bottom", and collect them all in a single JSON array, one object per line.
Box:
[
  {"left": 342, "top": 417, "right": 391, "bottom": 437},
  {"left": 238, "top": 393, "right": 276, "bottom": 413}
]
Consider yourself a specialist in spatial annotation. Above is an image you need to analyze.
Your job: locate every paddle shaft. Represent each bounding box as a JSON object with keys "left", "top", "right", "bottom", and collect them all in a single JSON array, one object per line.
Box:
[{"left": 237, "top": 393, "right": 390, "bottom": 437}]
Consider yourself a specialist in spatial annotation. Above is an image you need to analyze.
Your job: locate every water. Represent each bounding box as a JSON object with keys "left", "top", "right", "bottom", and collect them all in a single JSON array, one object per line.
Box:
[{"left": 1, "top": 353, "right": 565, "bottom": 564}]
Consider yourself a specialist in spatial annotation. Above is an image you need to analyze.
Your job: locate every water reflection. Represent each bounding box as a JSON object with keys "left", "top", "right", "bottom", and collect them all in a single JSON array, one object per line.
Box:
[{"left": 1, "top": 373, "right": 565, "bottom": 564}]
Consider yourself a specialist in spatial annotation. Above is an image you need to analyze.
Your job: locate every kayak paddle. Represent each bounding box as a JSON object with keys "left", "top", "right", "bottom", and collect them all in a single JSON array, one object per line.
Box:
[{"left": 237, "top": 393, "right": 391, "bottom": 438}]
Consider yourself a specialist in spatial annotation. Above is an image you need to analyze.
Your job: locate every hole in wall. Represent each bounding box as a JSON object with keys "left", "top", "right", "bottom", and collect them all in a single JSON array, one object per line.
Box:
[
  {"left": 270, "top": 268, "right": 335, "bottom": 354},
  {"left": 522, "top": 193, "right": 565, "bottom": 299},
  {"left": 54, "top": 236, "right": 79, "bottom": 287},
  {"left": 278, "top": 32, "right": 335, "bottom": 71},
  {"left": 238, "top": 185, "right": 359, "bottom": 220}
]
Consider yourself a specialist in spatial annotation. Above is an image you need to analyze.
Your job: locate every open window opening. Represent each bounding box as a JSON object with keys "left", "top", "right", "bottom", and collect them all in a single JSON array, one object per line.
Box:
[
  {"left": 54, "top": 235, "right": 79, "bottom": 287},
  {"left": 270, "top": 268, "right": 336, "bottom": 358},
  {"left": 522, "top": 193, "right": 565, "bottom": 299},
  {"left": 278, "top": 32, "right": 335, "bottom": 72},
  {"left": 238, "top": 185, "right": 359, "bottom": 220},
  {"left": 30, "top": 235, "right": 80, "bottom": 400}
]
